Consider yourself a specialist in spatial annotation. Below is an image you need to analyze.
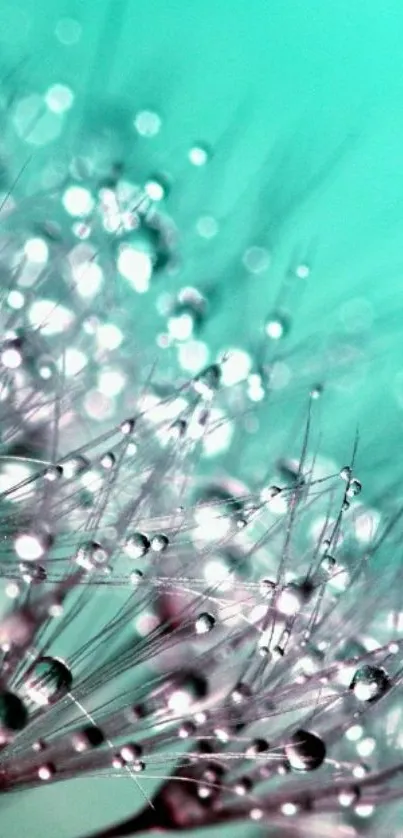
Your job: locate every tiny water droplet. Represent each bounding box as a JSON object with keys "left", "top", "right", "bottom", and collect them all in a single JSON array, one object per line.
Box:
[
  {"left": 347, "top": 478, "right": 362, "bottom": 498},
  {"left": 151, "top": 534, "right": 169, "bottom": 552},
  {"left": 195, "top": 612, "right": 216, "bottom": 635},
  {"left": 192, "top": 363, "right": 221, "bottom": 400},
  {"left": 264, "top": 313, "right": 289, "bottom": 340}
]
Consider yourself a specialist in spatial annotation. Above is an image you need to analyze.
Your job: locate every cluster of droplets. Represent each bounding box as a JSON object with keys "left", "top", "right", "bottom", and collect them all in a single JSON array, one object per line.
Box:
[
  {"left": 0, "top": 83, "right": 402, "bottom": 838},
  {"left": 0, "top": 356, "right": 400, "bottom": 838}
]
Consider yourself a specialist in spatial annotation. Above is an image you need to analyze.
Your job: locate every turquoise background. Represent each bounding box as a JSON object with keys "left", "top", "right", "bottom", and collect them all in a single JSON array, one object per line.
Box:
[{"left": 1, "top": 1, "right": 403, "bottom": 835}]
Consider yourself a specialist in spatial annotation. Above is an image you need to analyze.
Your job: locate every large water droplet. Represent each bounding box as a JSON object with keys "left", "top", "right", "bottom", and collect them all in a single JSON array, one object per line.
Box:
[
  {"left": 24, "top": 656, "right": 72, "bottom": 705},
  {"left": 285, "top": 729, "right": 326, "bottom": 772}
]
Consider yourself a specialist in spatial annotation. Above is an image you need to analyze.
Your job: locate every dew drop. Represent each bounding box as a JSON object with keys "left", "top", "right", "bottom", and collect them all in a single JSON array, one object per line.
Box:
[
  {"left": 72, "top": 725, "right": 105, "bottom": 751},
  {"left": 38, "top": 763, "right": 56, "bottom": 781},
  {"left": 150, "top": 534, "right": 169, "bottom": 552},
  {"left": 192, "top": 364, "right": 221, "bottom": 401},
  {"left": 0, "top": 691, "right": 28, "bottom": 732},
  {"left": 124, "top": 532, "right": 150, "bottom": 559},
  {"left": 75, "top": 540, "right": 109, "bottom": 570},
  {"left": 188, "top": 145, "right": 210, "bottom": 166},
  {"left": 349, "top": 665, "right": 390, "bottom": 702},
  {"left": 14, "top": 529, "right": 53, "bottom": 561},
  {"left": 24, "top": 656, "right": 72, "bottom": 705},
  {"left": 195, "top": 612, "right": 216, "bottom": 635},
  {"left": 264, "top": 313, "right": 289, "bottom": 340},
  {"left": 347, "top": 478, "right": 362, "bottom": 498},
  {"left": 44, "top": 465, "right": 64, "bottom": 482},
  {"left": 285, "top": 729, "right": 326, "bottom": 772},
  {"left": 277, "top": 579, "right": 314, "bottom": 617},
  {"left": 100, "top": 452, "right": 116, "bottom": 470}
]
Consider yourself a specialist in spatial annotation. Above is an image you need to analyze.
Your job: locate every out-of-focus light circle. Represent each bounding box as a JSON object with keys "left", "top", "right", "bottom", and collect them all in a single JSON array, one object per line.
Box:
[
  {"left": 14, "top": 533, "right": 46, "bottom": 561},
  {"left": 117, "top": 246, "right": 152, "bottom": 292},
  {"left": 134, "top": 110, "right": 161, "bottom": 137},
  {"left": 7, "top": 291, "right": 25, "bottom": 310},
  {"left": 194, "top": 506, "right": 230, "bottom": 543},
  {"left": 55, "top": 18, "right": 82, "bottom": 45},
  {"left": 45, "top": 84, "right": 74, "bottom": 114},
  {"left": 145, "top": 179, "right": 165, "bottom": 201},
  {"left": 58, "top": 348, "right": 87, "bottom": 377},
  {"left": 96, "top": 323, "right": 123, "bottom": 351},
  {"left": 14, "top": 94, "right": 63, "bottom": 146},
  {"left": 203, "top": 409, "right": 234, "bottom": 457},
  {"left": 98, "top": 369, "right": 126, "bottom": 397},
  {"left": 63, "top": 186, "right": 94, "bottom": 217},
  {"left": 1, "top": 346, "right": 22, "bottom": 369},
  {"left": 188, "top": 145, "right": 209, "bottom": 166},
  {"left": 177, "top": 340, "right": 209, "bottom": 373},
  {"left": 84, "top": 390, "right": 114, "bottom": 421},
  {"left": 295, "top": 263, "right": 310, "bottom": 279},
  {"left": 265, "top": 318, "right": 285, "bottom": 339},
  {"left": 71, "top": 261, "right": 103, "bottom": 298},
  {"left": 28, "top": 300, "right": 73, "bottom": 335},
  {"left": 24, "top": 238, "right": 49, "bottom": 264},
  {"left": 168, "top": 313, "right": 193, "bottom": 342},
  {"left": 221, "top": 349, "right": 252, "bottom": 386},
  {"left": 196, "top": 216, "right": 218, "bottom": 238},
  {"left": 243, "top": 246, "right": 270, "bottom": 274}
]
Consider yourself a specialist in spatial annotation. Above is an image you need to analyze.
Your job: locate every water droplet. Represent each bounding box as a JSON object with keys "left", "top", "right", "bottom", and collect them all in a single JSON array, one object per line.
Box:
[
  {"left": 295, "top": 263, "right": 310, "bottom": 279},
  {"left": 1, "top": 338, "right": 23, "bottom": 369},
  {"left": 285, "top": 729, "right": 326, "bottom": 772},
  {"left": 347, "top": 478, "right": 362, "bottom": 498},
  {"left": 19, "top": 562, "right": 47, "bottom": 584},
  {"left": 14, "top": 529, "right": 53, "bottom": 561},
  {"left": 234, "top": 777, "right": 253, "bottom": 796},
  {"left": 167, "top": 671, "right": 208, "bottom": 713},
  {"left": 37, "top": 762, "right": 56, "bottom": 781},
  {"left": 24, "top": 656, "right": 72, "bottom": 705},
  {"left": 76, "top": 540, "right": 109, "bottom": 570},
  {"left": 44, "top": 465, "right": 64, "bottom": 482},
  {"left": 145, "top": 175, "right": 169, "bottom": 202},
  {"left": 124, "top": 532, "right": 150, "bottom": 559},
  {"left": 62, "top": 455, "right": 89, "bottom": 480},
  {"left": 264, "top": 313, "right": 289, "bottom": 340},
  {"left": 243, "top": 246, "right": 270, "bottom": 274},
  {"left": 100, "top": 452, "right": 116, "bottom": 470},
  {"left": 350, "top": 665, "right": 390, "bottom": 702},
  {"left": 246, "top": 738, "right": 269, "bottom": 757},
  {"left": 134, "top": 110, "right": 162, "bottom": 138},
  {"left": 72, "top": 725, "right": 105, "bottom": 751},
  {"left": 169, "top": 287, "right": 207, "bottom": 337},
  {"left": 231, "top": 682, "right": 252, "bottom": 705},
  {"left": 195, "top": 612, "right": 216, "bottom": 635},
  {"left": 188, "top": 145, "right": 210, "bottom": 166},
  {"left": 0, "top": 691, "right": 28, "bottom": 732},
  {"left": 120, "top": 418, "right": 135, "bottom": 435},
  {"left": 277, "top": 579, "right": 314, "bottom": 616},
  {"left": 178, "top": 721, "right": 196, "bottom": 739},
  {"left": 192, "top": 363, "right": 221, "bottom": 400},
  {"left": 150, "top": 534, "right": 169, "bottom": 552},
  {"left": 117, "top": 743, "right": 143, "bottom": 763}
]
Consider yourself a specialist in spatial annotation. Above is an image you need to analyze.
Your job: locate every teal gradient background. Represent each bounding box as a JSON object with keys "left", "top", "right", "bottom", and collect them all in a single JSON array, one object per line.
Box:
[{"left": 1, "top": 1, "right": 403, "bottom": 836}]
